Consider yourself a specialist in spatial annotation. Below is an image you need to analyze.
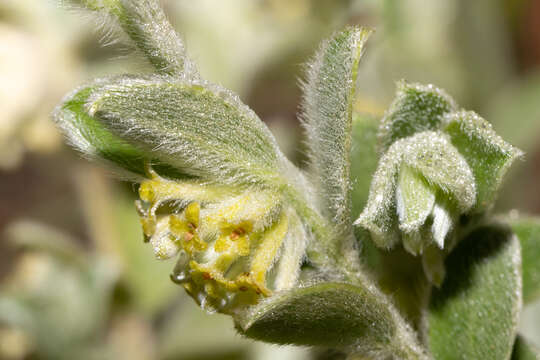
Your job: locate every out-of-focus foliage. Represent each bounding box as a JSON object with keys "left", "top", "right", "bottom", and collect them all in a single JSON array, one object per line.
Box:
[{"left": 2, "top": 0, "right": 540, "bottom": 358}]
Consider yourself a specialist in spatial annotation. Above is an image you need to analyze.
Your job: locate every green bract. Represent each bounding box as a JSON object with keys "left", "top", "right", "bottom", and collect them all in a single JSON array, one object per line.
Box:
[
  {"left": 354, "top": 82, "right": 523, "bottom": 282},
  {"left": 52, "top": 1, "right": 536, "bottom": 359}
]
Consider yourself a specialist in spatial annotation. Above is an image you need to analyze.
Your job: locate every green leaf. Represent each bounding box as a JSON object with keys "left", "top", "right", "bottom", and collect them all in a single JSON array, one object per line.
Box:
[
  {"left": 426, "top": 224, "right": 522, "bottom": 360},
  {"left": 378, "top": 81, "right": 457, "bottom": 153},
  {"left": 69, "top": 0, "right": 198, "bottom": 77},
  {"left": 301, "top": 26, "right": 371, "bottom": 229},
  {"left": 55, "top": 78, "right": 331, "bottom": 278},
  {"left": 112, "top": 0, "right": 199, "bottom": 77},
  {"left": 350, "top": 113, "right": 379, "bottom": 219},
  {"left": 54, "top": 82, "right": 148, "bottom": 177},
  {"left": 512, "top": 335, "right": 540, "bottom": 360},
  {"left": 443, "top": 110, "right": 523, "bottom": 212},
  {"left": 69, "top": 76, "right": 289, "bottom": 187},
  {"left": 53, "top": 80, "right": 189, "bottom": 180},
  {"left": 505, "top": 215, "right": 540, "bottom": 303},
  {"left": 236, "top": 282, "right": 427, "bottom": 359}
]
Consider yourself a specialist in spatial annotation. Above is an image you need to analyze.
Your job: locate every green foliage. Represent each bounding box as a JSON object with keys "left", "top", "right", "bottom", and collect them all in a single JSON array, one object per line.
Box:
[
  {"left": 65, "top": 0, "right": 199, "bottom": 77},
  {"left": 426, "top": 225, "right": 522, "bottom": 360},
  {"left": 301, "top": 26, "right": 371, "bottom": 232},
  {"left": 355, "top": 82, "right": 522, "bottom": 268},
  {"left": 237, "top": 282, "right": 426, "bottom": 359},
  {"left": 54, "top": 82, "right": 190, "bottom": 180},
  {"left": 55, "top": 84, "right": 150, "bottom": 178},
  {"left": 86, "top": 77, "right": 288, "bottom": 187},
  {"left": 50, "top": 1, "right": 534, "bottom": 358}
]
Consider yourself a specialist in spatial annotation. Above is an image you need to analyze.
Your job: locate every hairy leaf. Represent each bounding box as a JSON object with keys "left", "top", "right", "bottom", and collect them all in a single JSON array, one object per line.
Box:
[
  {"left": 80, "top": 76, "right": 289, "bottom": 187},
  {"left": 353, "top": 142, "right": 401, "bottom": 248},
  {"left": 54, "top": 83, "right": 148, "bottom": 177},
  {"left": 443, "top": 110, "right": 523, "bottom": 212},
  {"left": 505, "top": 215, "right": 540, "bottom": 303},
  {"left": 67, "top": 0, "right": 198, "bottom": 77},
  {"left": 301, "top": 26, "right": 371, "bottom": 229},
  {"left": 512, "top": 335, "right": 540, "bottom": 360},
  {"left": 427, "top": 224, "right": 522, "bottom": 360},
  {"left": 236, "top": 282, "right": 426, "bottom": 359},
  {"left": 53, "top": 80, "right": 189, "bottom": 180},
  {"left": 378, "top": 82, "right": 457, "bottom": 152},
  {"left": 112, "top": 0, "right": 199, "bottom": 77}
]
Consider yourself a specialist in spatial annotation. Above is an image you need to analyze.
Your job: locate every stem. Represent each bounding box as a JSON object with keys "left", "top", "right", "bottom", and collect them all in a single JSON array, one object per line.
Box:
[
  {"left": 282, "top": 183, "right": 359, "bottom": 276},
  {"left": 391, "top": 344, "right": 430, "bottom": 360},
  {"left": 83, "top": 0, "right": 198, "bottom": 77},
  {"left": 279, "top": 172, "right": 430, "bottom": 359}
]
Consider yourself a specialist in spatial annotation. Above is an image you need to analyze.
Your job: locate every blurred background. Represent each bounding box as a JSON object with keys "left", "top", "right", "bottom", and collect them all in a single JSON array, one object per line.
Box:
[{"left": 1, "top": 0, "right": 540, "bottom": 359}]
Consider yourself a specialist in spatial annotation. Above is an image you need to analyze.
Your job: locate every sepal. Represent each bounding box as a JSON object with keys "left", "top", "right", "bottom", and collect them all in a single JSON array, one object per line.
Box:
[
  {"left": 354, "top": 131, "right": 475, "bottom": 255},
  {"left": 443, "top": 110, "right": 524, "bottom": 212},
  {"left": 378, "top": 81, "right": 457, "bottom": 153}
]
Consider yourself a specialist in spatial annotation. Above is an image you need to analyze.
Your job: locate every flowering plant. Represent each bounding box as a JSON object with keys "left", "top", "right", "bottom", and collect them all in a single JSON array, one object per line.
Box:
[{"left": 54, "top": 1, "right": 540, "bottom": 359}]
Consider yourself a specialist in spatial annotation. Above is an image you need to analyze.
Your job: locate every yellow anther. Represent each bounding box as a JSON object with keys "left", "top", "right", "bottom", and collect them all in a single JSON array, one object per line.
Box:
[
  {"left": 235, "top": 274, "right": 271, "bottom": 297},
  {"left": 214, "top": 236, "right": 230, "bottom": 252},
  {"left": 185, "top": 202, "right": 200, "bottom": 227},
  {"left": 236, "top": 236, "right": 250, "bottom": 256},
  {"left": 170, "top": 203, "right": 207, "bottom": 255},
  {"left": 137, "top": 167, "right": 291, "bottom": 313},
  {"left": 170, "top": 214, "right": 189, "bottom": 234},
  {"left": 138, "top": 181, "right": 156, "bottom": 203},
  {"left": 181, "top": 213, "right": 288, "bottom": 308},
  {"left": 217, "top": 221, "right": 253, "bottom": 256}
]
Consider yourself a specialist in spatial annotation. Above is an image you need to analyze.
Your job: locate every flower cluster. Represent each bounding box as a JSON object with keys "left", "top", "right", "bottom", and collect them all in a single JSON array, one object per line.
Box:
[{"left": 135, "top": 166, "right": 305, "bottom": 313}]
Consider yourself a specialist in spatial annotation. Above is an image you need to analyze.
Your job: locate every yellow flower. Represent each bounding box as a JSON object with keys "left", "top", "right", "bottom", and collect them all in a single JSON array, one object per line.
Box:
[
  {"left": 170, "top": 202, "right": 207, "bottom": 255},
  {"left": 136, "top": 165, "right": 304, "bottom": 314}
]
